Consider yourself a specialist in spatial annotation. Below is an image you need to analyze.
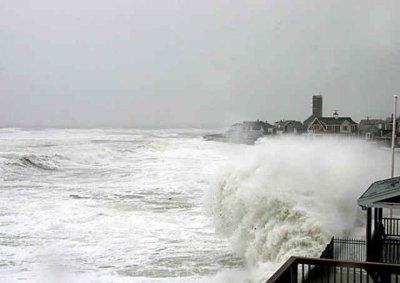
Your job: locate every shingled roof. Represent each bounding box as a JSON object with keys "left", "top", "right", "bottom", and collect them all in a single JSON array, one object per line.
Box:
[
  {"left": 358, "top": 176, "right": 400, "bottom": 209},
  {"left": 305, "top": 116, "right": 358, "bottom": 127},
  {"left": 304, "top": 115, "right": 317, "bottom": 126},
  {"left": 318, "top": 117, "right": 358, "bottom": 125}
]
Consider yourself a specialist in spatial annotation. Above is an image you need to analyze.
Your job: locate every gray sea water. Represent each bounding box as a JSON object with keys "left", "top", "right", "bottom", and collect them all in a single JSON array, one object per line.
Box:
[
  {"left": 0, "top": 128, "right": 245, "bottom": 283},
  {"left": 0, "top": 129, "right": 395, "bottom": 282}
]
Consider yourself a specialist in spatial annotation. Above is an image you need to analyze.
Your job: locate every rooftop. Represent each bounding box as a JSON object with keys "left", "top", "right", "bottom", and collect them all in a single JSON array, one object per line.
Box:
[{"left": 358, "top": 176, "right": 400, "bottom": 209}]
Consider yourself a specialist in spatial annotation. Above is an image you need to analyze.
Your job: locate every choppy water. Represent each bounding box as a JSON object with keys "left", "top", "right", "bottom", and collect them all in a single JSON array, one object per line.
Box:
[
  {"left": 0, "top": 129, "right": 395, "bottom": 282},
  {"left": 0, "top": 129, "right": 245, "bottom": 283}
]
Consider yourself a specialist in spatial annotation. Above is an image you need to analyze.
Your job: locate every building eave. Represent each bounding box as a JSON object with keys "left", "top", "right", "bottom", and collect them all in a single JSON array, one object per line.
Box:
[{"left": 357, "top": 176, "right": 400, "bottom": 209}]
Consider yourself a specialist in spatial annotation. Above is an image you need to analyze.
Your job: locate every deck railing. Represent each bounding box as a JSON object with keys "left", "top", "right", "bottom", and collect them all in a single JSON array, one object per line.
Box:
[
  {"left": 382, "top": 218, "right": 400, "bottom": 237},
  {"left": 319, "top": 232, "right": 398, "bottom": 265},
  {"left": 267, "top": 218, "right": 400, "bottom": 282},
  {"left": 266, "top": 256, "right": 400, "bottom": 283},
  {"left": 377, "top": 218, "right": 400, "bottom": 264},
  {"left": 321, "top": 237, "right": 367, "bottom": 262},
  {"left": 382, "top": 238, "right": 400, "bottom": 264}
]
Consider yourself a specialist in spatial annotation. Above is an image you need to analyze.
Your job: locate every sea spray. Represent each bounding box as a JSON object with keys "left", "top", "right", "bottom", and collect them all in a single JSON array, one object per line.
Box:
[
  {"left": 1, "top": 129, "right": 396, "bottom": 282},
  {"left": 207, "top": 136, "right": 392, "bottom": 282},
  {"left": 0, "top": 129, "right": 243, "bottom": 283}
]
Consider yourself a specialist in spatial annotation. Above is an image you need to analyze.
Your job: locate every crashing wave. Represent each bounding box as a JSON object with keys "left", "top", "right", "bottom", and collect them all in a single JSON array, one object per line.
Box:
[
  {"left": 209, "top": 167, "right": 327, "bottom": 265},
  {"left": 206, "top": 136, "right": 391, "bottom": 281},
  {"left": 5, "top": 154, "right": 60, "bottom": 171}
]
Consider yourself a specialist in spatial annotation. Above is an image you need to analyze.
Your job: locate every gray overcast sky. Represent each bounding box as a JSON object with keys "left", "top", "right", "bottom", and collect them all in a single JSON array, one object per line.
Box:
[{"left": 1, "top": 0, "right": 399, "bottom": 128}]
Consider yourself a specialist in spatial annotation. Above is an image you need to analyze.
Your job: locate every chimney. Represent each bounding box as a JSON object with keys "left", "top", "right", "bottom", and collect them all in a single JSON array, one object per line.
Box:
[{"left": 312, "top": 95, "right": 323, "bottom": 117}]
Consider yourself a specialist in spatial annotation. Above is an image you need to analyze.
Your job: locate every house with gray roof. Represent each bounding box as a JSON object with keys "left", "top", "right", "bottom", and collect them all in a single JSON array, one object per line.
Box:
[
  {"left": 306, "top": 114, "right": 358, "bottom": 134},
  {"left": 359, "top": 118, "right": 386, "bottom": 140},
  {"left": 274, "top": 120, "right": 305, "bottom": 134},
  {"left": 358, "top": 176, "right": 400, "bottom": 209},
  {"left": 304, "top": 95, "right": 358, "bottom": 135}
]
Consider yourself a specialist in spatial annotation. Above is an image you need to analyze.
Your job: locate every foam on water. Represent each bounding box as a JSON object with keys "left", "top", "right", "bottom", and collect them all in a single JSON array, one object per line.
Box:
[
  {"left": 207, "top": 136, "right": 393, "bottom": 282},
  {"left": 0, "top": 129, "right": 242, "bottom": 283},
  {"left": 0, "top": 129, "right": 396, "bottom": 283}
]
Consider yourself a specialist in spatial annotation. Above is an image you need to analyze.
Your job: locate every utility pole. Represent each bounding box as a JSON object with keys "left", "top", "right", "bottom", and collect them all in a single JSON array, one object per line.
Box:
[
  {"left": 390, "top": 95, "right": 398, "bottom": 218},
  {"left": 391, "top": 95, "right": 398, "bottom": 178}
]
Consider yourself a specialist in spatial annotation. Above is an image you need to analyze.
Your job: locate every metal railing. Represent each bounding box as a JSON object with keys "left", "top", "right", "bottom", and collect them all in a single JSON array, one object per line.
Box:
[
  {"left": 382, "top": 239, "right": 400, "bottom": 264},
  {"left": 266, "top": 256, "right": 400, "bottom": 283},
  {"left": 320, "top": 232, "right": 399, "bottom": 264},
  {"left": 375, "top": 218, "right": 400, "bottom": 264},
  {"left": 321, "top": 237, "right": 366, "bottom": 262},
  {"left": 333, "top": 238, "right": 366, "bottom": 262}
]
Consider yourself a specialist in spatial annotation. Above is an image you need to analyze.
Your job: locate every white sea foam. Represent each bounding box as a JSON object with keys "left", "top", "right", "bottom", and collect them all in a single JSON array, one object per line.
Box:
[
  {"left": 0, "top": 129, "right": 396, "bottom": 283},
  {"left": 0, "top": 129, "right": 240, "bottom": 283},
  {"left": 207, "top": 136, "right": 393, "bottom": 282}
]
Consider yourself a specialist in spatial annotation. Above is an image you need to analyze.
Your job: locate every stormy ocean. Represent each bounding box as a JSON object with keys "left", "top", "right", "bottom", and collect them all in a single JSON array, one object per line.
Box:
[{"left": 0, "top": 128, "right": 395, "bottom": 282}]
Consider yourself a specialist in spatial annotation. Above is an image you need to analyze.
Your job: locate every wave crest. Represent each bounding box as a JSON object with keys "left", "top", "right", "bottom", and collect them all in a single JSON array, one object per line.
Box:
[
  {"left": 210, "top": 168, "right": 327, "bottom": 266},
  {"left": 6, "top": 154, "right": 60, "bottom": 170},
  {"left": 207, "top": 137, "right": 391, "bottom": 270}
]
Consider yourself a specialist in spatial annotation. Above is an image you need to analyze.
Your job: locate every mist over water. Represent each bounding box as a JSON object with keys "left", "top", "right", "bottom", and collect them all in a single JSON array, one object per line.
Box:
[
  {"left": 207, "top": 136, "right": 393, "bottom": 282},
  {"left": 0, "top": 129, "right": 396, "bottom": 282}
]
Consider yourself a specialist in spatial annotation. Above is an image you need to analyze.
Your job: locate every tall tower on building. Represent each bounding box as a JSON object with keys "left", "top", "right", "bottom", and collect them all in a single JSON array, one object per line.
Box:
[{"left": 312, "top": 95, "right": 323, "bottom": 117}]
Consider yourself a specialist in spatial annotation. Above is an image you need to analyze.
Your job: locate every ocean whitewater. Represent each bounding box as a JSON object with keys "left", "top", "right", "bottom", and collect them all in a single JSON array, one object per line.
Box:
[{"left": 0, "top": 128, "right": 396, "bottom": 282}]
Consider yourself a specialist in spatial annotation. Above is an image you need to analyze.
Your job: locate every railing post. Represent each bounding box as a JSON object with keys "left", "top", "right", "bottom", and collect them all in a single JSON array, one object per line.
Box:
[
  {"left": 374, "top": 208, "right": 383, "bottom": 230},
  {"left": 367, "top": 208, "right": 372, "bottom": 261},
  {"left": 378, "top": 208, "right": 382, "bottom": 227},
  {"left": 290, "top": 264, "right": 298, "bottom": 283}
]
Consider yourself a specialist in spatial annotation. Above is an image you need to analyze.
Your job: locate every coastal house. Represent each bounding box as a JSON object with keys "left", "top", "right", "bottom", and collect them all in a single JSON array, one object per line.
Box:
[
  {"left": 362, "top": 116, "right": 400, "bottom": 146},
  {"left": 304, "top": 95, "right": 358, "bottom": 135},
  {"left": 274, "top": 120, "right": 305, "bottom": 135},
  {"left": 203, "top": 120, "right": 275, "bottom": 144},
  {"left": 359, "top": 118, "right": 386, "bottom": 140},
  {"left": 303, "top": 94, "right": 323, "bottom": 128},
  {"left": 306, "top": 112, "right": 358, "bottom": 135},
  {"left": 226, "top": 120, "right": 274, "bottom": 144},
  {"left": 268, "top": 176, "right": 400, "bottom": 282}
]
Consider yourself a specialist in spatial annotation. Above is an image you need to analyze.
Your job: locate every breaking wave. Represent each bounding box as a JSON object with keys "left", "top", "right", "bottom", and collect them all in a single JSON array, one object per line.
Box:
[
  {"left": 207, "top": 136, "right": 392, "bottom": 282},
  {"left": 4, "top": 154, "right": 61, "bottom": 171}
]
